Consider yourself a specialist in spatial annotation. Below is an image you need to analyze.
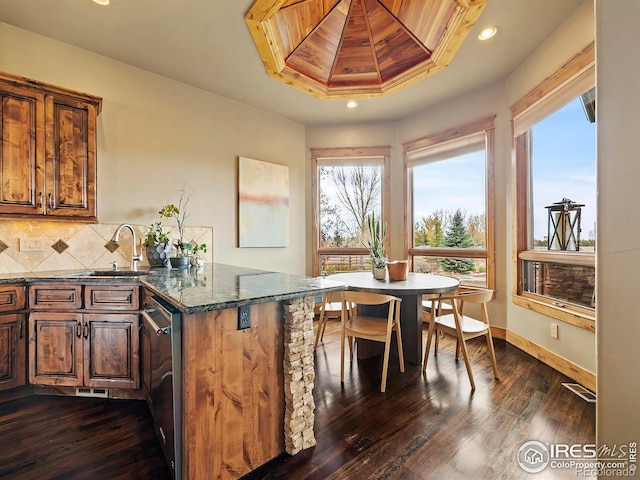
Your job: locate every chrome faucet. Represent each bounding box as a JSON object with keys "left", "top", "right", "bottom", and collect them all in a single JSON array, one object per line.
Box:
[{"left": 114, "top": 224, "right": 143, "bottom": 271}]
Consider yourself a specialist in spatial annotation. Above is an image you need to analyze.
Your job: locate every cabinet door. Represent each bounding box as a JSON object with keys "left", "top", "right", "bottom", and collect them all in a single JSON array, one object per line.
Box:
[
  {"left": 29, "top": 312, "right": 83, "bottom": 387},
  {"left": 84, "top": 313, "right": 140, "bottom": 390},
  {"left": 0, "top": 83, "right": 45, "bottom": 216},
  {"left": 44, "top": 94, "right": 97, "bottom": 220},
  {"left": 0, "top": 313, "right": 26, "bottom": 392}
]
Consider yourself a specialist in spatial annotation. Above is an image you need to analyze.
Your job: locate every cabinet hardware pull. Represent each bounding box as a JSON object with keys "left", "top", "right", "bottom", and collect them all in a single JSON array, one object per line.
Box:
[
  {"left": 18, "top": 321, "right": 23, "bottom": 339},
  {"left": 83, "top": 321, "right": 89, "bottom": 339},
  {"left": 142, "top": 310, "right": 171, "bottom": 336},
  {"left": 159, "top": 426, "right": 167, "bottom": 444},
  {"left": 38, "top": 191, "right": 43, "bottom": 208},
  {"left": 48, "top": 192, "right": 54, "bottom": 209},
  {"left": 76, "top": 321, "right": 82, "bottom": 338}
]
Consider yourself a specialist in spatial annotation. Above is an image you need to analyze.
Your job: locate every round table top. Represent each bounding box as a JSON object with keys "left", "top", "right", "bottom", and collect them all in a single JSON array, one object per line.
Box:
[{"left": 329, "top": 271, "right": 459, "bottom": 295}]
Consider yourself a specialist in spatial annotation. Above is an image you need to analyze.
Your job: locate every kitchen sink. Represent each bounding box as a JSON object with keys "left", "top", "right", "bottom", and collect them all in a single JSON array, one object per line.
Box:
[
  {"left": 60, "top": 269, "right": 151, "bottom": 278},
  {"left": 91, "top": 269, "right": 151, "bottom": 276}
]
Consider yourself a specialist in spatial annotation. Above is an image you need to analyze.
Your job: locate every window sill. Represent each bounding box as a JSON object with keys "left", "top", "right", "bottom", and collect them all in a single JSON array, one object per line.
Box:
[{"left": 512, "top": 294, "right": 595, "bottom": 332}]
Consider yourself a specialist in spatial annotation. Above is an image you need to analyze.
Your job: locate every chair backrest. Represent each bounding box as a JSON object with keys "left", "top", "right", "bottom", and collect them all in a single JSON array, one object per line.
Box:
[
  {"left": 455, "top": 289, "right": 494, "bottom": 305},
  {"left": 341, "top": 291, "right": 401, "bottom": 325},
  {"left": 453, "top": 288, "right": 494, "bottom": 323}
]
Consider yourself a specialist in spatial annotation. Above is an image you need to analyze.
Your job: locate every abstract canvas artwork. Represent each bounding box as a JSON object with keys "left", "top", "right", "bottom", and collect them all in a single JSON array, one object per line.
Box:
[{"left": 238, "top": 156, "right": 290, "bottom": 247}]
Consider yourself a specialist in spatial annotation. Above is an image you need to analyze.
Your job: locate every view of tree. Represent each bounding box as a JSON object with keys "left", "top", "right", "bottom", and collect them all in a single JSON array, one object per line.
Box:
[
  {"left": 441, "top": 209, "right": 476, "bottom": 273},
  {"left": 466, "top": 213, "right": 486, "bottom": 247},
  {"left": 320, "top": 165, "right": 381, "bottom": 248},
  {"left": 415, "top": 209, "right": 449, "bottom": 247}
]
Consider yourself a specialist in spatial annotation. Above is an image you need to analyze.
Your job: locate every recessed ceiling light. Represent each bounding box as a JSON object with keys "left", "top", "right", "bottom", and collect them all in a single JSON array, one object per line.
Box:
[
  {"left": 93, "top": 0, "right": 110, "bottom": 5},
  {"left": 346, "top": 100, "right": 358, "bottom": 109},
  {"left": 478, "top": 26, "right": 498, "bottom": 41}
]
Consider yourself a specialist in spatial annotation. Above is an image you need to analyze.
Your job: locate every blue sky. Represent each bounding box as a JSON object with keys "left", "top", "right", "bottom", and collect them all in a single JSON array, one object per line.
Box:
[
  {"left": 531, "top": 97, "right": 596, "bottom": 240},
  {"left": 413, "top": 96, "right": 596, "bottom": 243}
]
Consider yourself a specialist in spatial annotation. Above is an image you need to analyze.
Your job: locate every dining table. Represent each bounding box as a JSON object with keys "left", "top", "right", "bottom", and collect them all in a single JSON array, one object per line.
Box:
[{"left": 329, "top": 271, "right": 460, "bottom": 365}]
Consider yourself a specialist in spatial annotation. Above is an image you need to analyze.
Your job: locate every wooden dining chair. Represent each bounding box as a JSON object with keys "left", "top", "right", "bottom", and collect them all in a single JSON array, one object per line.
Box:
[
  {"left": 314, "top": 291, "right": 342, "bottom": 350},
  {"left": 340, "top": 291, "right": 404, "bottom": 393},
  {"left": 422, "top": 288, "right": 499, "bottom": 390}
]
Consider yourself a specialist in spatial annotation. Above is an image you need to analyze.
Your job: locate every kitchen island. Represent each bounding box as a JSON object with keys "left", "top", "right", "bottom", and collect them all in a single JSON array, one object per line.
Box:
[
  {"left": 1, "top": 263, "right": 345, "bottom": 480},
  {"left": 140, "top": 264, "right": 345, "bottom": 479}
]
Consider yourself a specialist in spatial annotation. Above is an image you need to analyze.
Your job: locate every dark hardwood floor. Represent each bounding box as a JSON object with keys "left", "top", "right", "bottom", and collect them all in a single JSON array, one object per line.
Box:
[
  {"left": 0, "top": 320, "right": 595, "bottom": 480},
  {"left": 0, "top": 394, "right": 172, "bottom": 480}
]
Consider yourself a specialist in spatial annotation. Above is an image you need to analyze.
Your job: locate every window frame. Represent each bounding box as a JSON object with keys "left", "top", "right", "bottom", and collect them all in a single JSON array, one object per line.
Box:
[
  {"left": 311, "top": 146, "right": 391, "bottom": 277},
  {"left": 403, "top": 116, "right": 496, "bottom": 291},
  {"left": 510, "top": 42, "right": 595, "bottom": 330}
]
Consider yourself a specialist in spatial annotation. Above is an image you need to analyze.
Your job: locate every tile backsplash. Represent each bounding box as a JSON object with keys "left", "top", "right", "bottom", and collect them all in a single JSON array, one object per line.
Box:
[{"left": 0, "top": 219, "right": 213, "bottom": 274}]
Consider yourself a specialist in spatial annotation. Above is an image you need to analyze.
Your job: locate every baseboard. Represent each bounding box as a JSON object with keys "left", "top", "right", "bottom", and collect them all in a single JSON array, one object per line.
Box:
[{"left": 490, "top": 326, "right": 596, "bottom": 392}]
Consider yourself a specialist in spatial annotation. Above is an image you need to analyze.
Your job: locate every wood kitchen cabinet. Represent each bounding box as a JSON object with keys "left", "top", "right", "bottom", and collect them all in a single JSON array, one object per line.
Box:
[
  {"left": 0, "top": 72, "right": 101, "bottom": 220},
  {"left": 29, "top": 312, "right": 139, "bottom": 389},
  {"left": 28, "top": 283, "right": 140, "bottom": 392},
  {"left": 0, "top": 285, "right": 27, "bottom": 392}
]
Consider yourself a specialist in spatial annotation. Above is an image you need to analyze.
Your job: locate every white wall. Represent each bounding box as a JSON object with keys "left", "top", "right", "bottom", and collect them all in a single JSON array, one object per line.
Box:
[
  {"left": 0, "top": 22, "right": 308, "bottom": 275},
  {"left": 595, "top": 0, "right": 640, "bottom": 454}
]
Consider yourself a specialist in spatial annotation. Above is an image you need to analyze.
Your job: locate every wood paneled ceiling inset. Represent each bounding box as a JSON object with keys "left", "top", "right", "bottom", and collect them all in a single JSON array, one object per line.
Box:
[{"left": 246, "top": 0, "right": 489, "bottom": 99}]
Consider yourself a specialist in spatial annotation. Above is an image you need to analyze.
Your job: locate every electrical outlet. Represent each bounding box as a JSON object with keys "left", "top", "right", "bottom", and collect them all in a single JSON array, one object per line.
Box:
[
  {"left": 551, "top": 323, "right": 559, "bottom": 339},
  {"left": 238, "top": 305, "right": 251, "bottom": 330},
  {"left": 19, "top": 236, "right": 44, "bottom": 252}
]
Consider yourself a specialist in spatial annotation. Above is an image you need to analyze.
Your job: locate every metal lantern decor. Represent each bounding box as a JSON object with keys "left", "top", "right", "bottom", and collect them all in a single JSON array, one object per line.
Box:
[{"left": 546, "top": 198, "right": 584, "bottom": 251}]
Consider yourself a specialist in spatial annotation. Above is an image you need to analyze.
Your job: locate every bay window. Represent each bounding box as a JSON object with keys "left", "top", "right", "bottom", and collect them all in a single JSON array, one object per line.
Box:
[{"left": 511, "top": 43, "right": 595, "bottom": 329}]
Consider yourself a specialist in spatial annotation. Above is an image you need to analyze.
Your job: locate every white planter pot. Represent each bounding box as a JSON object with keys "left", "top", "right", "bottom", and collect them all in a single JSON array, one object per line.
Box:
[{"left": 372, "top": 266, "right": 387, "bottom": 280}]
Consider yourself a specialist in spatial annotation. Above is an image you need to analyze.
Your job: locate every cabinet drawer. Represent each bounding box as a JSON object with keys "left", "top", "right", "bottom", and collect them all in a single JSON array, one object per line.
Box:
[
  {"left": 29, "top": 285, "right": 83, "bottom": 310},
  {"left": 85, "top": 285, "right": 140, "bottom": 311},
  {"left": 0, "top": 285, "right": 26, "bottom": 312}
]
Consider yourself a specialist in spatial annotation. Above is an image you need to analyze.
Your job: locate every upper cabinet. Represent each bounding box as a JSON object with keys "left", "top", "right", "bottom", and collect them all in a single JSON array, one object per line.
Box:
[{"left": 0, "top": 72, "right": 102, "bottom": 221}]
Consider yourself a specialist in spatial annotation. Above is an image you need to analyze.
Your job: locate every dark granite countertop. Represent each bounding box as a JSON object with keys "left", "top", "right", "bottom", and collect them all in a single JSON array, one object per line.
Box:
[{"left": 0, "top": 263, "right": 346, "bottom": 314}]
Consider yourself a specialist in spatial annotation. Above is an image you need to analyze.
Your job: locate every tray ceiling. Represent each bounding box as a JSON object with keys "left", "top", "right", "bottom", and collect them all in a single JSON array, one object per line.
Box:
[{"left": 246, "top": 0, "right": 489, "bottom": 98}]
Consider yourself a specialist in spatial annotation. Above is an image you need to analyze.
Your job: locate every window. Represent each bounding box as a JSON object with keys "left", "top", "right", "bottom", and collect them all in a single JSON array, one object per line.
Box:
[
  {"left": 404, "top": 117, "right": 495, "bottom": 289},
  {"left": 511, "top": 43, "right": 595, "bottom": 329},
  {"left": 311, "top": 147, "right": 390, "bottom": 276}
]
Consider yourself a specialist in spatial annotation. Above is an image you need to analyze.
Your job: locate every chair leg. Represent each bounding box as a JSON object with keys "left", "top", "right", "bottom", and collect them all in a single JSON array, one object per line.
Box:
[
  {"left": 457, "top": 334, "right": 476, "bottom": 391},
  {"left": 395, "top": 322, "right": 405, "bottom": 373},
  {"left": 348, "top": 336, "right": 354, "bottom": 361},
  {"left": 455, "top": 339, "right": 460, "bottom": 360},
  {"left": 422, "top": 309, "right": 437, "bottom": 372},
  {"left": 381, "top": 333, "right": 392, "bottom": 393},
  {"left": 314, "top": 308, "right": 327, "bottom": 351},
  {"left": 485, "top": 331, "right": 499, "bottom": 379},
  {"left": 340, "top": 327, "right": 345, "bottom": 384}
]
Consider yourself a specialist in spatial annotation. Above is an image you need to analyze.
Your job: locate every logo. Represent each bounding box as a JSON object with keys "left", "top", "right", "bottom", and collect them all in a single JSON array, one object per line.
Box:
[{"left": 518, "top": 440, "right": 550, "bottom": 473}]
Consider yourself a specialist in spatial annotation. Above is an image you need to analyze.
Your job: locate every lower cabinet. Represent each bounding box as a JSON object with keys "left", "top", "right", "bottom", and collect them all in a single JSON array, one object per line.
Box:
[
  {"left": 0, "top": 313, "right": 26, "bottom": 392},
  {"left": 29, "top": 311, "right": 140, "bottom": 389}
]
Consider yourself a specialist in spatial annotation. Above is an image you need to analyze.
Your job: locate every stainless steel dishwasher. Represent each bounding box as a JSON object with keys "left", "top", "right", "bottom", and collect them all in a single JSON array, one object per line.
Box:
[{"left": 142, "top": 294, "right": 183, "bottom": 480}]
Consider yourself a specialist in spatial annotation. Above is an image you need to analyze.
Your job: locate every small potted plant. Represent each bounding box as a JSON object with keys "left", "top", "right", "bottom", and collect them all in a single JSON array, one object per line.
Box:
[
  {"left": 159, "top": 190, "right": 193, "bottom": 269},
  {"left": 143, "top": 221, "right": 172, "bottom": 268},
  {"left": 363, "top": 213, "right": 387, "bottom": 280},
  {"left": 189, "top": 242, "right": 207, "bottom": 267}
]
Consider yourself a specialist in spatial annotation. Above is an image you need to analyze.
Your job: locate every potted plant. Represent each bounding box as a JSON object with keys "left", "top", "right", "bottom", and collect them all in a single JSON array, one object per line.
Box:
[
  {"left": 189, "top": 242, "right": 207, "bottom": 267},
  {"left": 363, "top": 213, "right": 387, "bottom": 280},
  {"left": 159, "top": 190, "right": 193, "bottom": 269},
  {"left": 143, "top": 221, "right": 172, "bottom": 268}
]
